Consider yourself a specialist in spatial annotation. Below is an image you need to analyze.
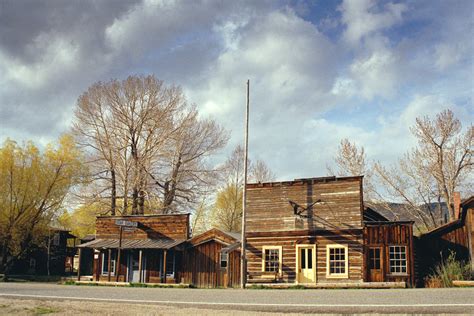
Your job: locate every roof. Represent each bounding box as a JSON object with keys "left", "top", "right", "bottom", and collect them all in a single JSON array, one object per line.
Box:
[
  {"left": 77, "top": 238, "right": 185, "bottom": 249},
  {"left": 246, "top": 175, "right": 363, "bottom": 188},
  {"left": 420, "top": 195, "right": 474, "bottom": 238},
  {"left": 188, "top": 228, "right": 240, "bottom": 247},
  {"left": 96, "top": 213, "right": 190, "bottom": 219},
  {"left": 363, "top": 207, "right": 389, "bottom": 222}
]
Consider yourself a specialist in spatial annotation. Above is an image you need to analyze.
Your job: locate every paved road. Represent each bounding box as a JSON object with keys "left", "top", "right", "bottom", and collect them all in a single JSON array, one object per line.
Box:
[{"left": 0, "top": 282, "right": 473, "bottom": 314}]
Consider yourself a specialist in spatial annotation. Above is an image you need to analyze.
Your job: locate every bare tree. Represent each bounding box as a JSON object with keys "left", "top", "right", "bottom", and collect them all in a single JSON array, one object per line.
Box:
[
  {"left": 250, "top": 159, "right": 276, "bottom": 183},
  {"left": 73, "top": 75, "right": 228, "bottom": 215},
  {"left": 327, "top": 138, "right": 374, "bottom": 198},
  {"left": 373, "top": 109, "right": 473, "bottom": 231}
]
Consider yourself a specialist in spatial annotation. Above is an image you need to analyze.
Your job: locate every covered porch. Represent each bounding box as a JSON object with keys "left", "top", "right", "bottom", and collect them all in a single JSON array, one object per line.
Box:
[{"left": 77, "top": 238, "right": 185, "bottom": 283}]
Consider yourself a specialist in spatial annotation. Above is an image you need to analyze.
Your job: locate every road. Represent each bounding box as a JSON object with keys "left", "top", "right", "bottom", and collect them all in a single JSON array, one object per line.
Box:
[{"left": 0, "top": 282, "right": 473, "bottom": 314}]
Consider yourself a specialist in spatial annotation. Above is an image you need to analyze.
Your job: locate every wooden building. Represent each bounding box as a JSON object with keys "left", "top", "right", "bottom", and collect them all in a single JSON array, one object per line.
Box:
[
  {"left": 363, "top": 221, "right": 415, "bottom": 285},
  {"left": 181, "top": 228, "right": 241, "bottom": 288},
  {"left": 77, "top": 214, "right": 190, "bottom": 283},
  {"left": 245, "top": 176, "right": 415, "bottom": 286},
  {"left": 416, "top": 195, "right": 474, "bottom": 282},
  {"left": 6, "top": 228, "right": 76, "bottom": 276}
]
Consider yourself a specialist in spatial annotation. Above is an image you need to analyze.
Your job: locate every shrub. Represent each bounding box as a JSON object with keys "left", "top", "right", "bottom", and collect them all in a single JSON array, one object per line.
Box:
[{"left": 425, "top": 251, "right": 471, "bottom": 287}]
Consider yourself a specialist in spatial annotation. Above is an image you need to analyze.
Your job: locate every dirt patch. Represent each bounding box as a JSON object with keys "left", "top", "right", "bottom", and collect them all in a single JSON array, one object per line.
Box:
[{"left": 0, "top": 297, "right": 299, "bottom": 315}]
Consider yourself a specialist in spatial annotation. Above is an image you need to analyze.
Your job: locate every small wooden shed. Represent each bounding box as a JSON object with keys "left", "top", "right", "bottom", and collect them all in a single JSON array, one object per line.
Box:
[{"left": 181, "top": 228, "right": 241, "bottom": 288}]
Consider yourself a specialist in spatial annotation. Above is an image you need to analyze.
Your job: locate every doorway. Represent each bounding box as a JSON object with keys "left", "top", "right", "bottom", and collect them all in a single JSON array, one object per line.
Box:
[
  {"left": 296, "top": 245, "right": 316, "bottom": 283},
  {"left": 368, "top": 247, "right": 384, "bottom": 282},
  {"left": 127, "top": 251, "right": 146, "bottom": 282}
]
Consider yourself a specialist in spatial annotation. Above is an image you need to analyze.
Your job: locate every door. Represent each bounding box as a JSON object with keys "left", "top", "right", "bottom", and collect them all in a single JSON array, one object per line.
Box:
[
  {"left": 129, "top": 251, "right": 140, "bottom": 282},
  {"left": 297, "top": 246, "right": 316, "bottom": 283},
  {"left": 368, "top": 247, "right": 384, "bottom": 282}
]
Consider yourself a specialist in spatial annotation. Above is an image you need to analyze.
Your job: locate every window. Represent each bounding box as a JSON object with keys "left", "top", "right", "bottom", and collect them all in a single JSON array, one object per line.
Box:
[
  {"left": 262, "top": 246, "right": 282, "bottom": 273},
  {"left": 220, "top": 252, "right": 228, "bottom": 269},
  {"left": 326, "top": 245, "right": 348, "bottom": 278},
  {"left": 389, "top": 245, "right": 407, "bottom": 274},
  {"left": 369, "top": 248, "right": 381, "bottom": 269},
  {"left": 101, "top": 251, "right": 116, "bottom": 276},
  {"left": 52, "top": 233, "right": 60, "bottom": 246},
  {"left": 29, "top": 258, "right": 36, "bottom": 269}
]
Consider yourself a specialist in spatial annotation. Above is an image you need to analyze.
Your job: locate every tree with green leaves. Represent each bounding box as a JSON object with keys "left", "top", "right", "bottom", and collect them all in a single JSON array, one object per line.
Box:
[{"left": 0, "top": 135, "right": 84, "bottom": 276}]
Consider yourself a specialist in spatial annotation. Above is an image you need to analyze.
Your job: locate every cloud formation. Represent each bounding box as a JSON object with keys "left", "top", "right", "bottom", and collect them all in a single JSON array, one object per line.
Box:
[{"left": 0, "top": 0, "right": 472, "bottom": 179}]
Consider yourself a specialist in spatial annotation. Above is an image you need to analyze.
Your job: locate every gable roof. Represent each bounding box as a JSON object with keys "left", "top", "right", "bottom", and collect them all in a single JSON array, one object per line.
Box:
[{"left": 188, "top": 228, "right": 239, "bottom": 247}]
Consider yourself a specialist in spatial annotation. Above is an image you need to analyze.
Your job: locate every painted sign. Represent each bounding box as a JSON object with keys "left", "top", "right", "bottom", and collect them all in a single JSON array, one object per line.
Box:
[{"left": 115, "top": 219, "right": 138, "bottom": 227}]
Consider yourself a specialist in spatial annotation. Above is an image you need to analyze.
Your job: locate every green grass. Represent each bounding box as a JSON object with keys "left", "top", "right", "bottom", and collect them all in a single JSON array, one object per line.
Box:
[
  {"left": 425, "top": 251, "right": 472, "bottom": 287},
  {"left": 33, "top": 306, "right": 59, "bottom": 315}
]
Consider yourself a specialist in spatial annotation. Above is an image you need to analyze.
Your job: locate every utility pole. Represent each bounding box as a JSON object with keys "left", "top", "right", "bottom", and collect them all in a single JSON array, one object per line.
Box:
[{"left": 240, "top": 79, "right": 249, "bottom": 289}]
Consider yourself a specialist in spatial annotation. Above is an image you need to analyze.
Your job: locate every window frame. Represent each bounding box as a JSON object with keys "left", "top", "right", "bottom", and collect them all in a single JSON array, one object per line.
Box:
[
  {"left": 101, "top": 251, "right": 116, "bottom": 276},
  {"left": 388, "top": 245, "right": 408, "bottom": 275},
  {"left": 326, "top": 244, "right": 349, "bottom": 279},
  {"left": 220, "top": 251, "right": 228, "bottom": 269},
  {"left": 261, "top": 246, "right": 282, "bottom": 274}
]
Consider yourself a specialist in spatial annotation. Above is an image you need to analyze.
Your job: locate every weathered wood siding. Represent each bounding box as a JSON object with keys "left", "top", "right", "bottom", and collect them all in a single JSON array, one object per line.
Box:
[
  {"left": 246, "top": 177, "right": 363, "bottom": 232},
  {"left": 246, "top": 230, "right": 364, "bottom": 283},
  {"left": 95, "top": 214, "right": 190, "bottom": 240},
  {"left": 181, "top": 241, "right": 240, "bottom": 288},
  {"left": 364, "top": 223, "right": 415, "bottom": 286}
]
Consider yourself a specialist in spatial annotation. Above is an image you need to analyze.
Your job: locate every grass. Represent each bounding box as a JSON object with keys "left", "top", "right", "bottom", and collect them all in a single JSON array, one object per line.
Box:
[
  {"left": 32, "top": 306, "right": 59, "bottom": 315},
  {"left": 425, "top": 251, "right": 472, "bottom": 288}
]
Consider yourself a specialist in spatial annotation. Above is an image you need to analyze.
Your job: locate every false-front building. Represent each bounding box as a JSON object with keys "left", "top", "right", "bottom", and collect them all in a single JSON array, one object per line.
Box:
[
  {"left": 77, "top": 214, "right": 190, "bottom": 283},
  {"left": 245, "top": 176, "right": 415, "bottom": 286}
]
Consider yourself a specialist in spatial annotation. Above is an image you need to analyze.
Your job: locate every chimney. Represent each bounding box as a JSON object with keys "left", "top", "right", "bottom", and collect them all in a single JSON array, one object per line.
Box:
[{"left": 453, "top": 192, "right": 461, "bottom": 220}]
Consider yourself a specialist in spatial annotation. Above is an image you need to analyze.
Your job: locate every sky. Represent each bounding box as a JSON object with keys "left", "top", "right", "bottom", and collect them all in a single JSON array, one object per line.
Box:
[{"left": 0, "top": 0, "right": 473, "bottom": 181}]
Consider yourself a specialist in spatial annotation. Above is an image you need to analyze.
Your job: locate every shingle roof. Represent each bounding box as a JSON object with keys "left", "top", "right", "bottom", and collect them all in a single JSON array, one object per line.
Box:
[{"left": 77, "top": 238, "right": 185, "bottom": 249}]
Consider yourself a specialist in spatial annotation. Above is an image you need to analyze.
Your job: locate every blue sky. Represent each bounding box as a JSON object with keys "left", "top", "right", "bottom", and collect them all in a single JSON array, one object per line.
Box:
[{"left": 0, "top": 0, "right": 472, "bottom": 180}]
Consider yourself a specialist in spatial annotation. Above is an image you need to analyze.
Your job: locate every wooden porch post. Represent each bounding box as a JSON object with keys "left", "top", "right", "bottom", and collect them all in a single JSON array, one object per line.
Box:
[
  {"left": 116, "top": 249, "right": 121, "bottom": 282},
  {"left": 138, "top": 250, "right": 143, "bottom": 283},
  {"left": 107, "top": 249, "right": 112, "bottom": 282},
  {"left": 77, "top": 248, "right": 82, "bottom": 281},
  {"left": 162, "top": 250, "right": 167, "bottom": 283}
]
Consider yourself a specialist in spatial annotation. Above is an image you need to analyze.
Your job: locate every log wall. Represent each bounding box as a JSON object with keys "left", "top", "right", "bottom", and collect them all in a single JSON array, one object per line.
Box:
[
  {"left": 246, "top": 230, "right": 364, "bottom": 283},
  {"left": 246, "top": 177, "right": 363, "bottom": 232},
  {"left": 95, "top": 214, "right": 190, "bottom": 240}
]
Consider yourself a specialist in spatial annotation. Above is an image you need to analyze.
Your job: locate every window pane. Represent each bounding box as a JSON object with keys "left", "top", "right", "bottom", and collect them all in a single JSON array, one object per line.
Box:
[
  {"left": 307, "top": 249, "right": 312, "bottom": 269},
  {"left": 301, "top": 249, "right": 306, "bottom": 269}
]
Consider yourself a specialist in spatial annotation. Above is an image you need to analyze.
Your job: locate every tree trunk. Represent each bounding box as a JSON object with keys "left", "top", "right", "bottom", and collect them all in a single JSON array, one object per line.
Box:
[{"left": 111, "top": 168, "right": 116, "bottom": 216}]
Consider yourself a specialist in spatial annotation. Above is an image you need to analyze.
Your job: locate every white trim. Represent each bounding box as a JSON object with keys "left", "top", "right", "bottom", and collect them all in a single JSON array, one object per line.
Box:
[
  {"left": 295, "top": 244, "right": 317, "bottom": 284},
  {"left": 388, "top": 245, "right": 408, "bottom": 275},
  {"left": 326, "top": 244, "right": 349, "bottom": 279},
  {"left": 2, "top": 294, "right": 474, "bottom": 308},
  {"left": 101, "top": 251, "right": 116, "bottom": 276},
  {"left": 261, "top": 246, "right": 282, "bottom": 274}
]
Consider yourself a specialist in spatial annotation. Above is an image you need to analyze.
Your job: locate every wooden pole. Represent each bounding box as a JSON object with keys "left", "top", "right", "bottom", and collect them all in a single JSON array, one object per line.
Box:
[
  {"left": 138, "top": 250, "right": 143, "bottom": 283},
  {"left": 116, "top": 226, "right": 123, "bottom": 282},
  {"left": 77, "top": 248, "right": 82, "bottom": 281},
  {"left": 162, "top": 250, "right": 167, "bottom": 283},
  {"left": 107, "top": 249, "right": 112, "bottom": 282},
  {"left": 240, "top": 79, "right": 249, "bottom": 289}
]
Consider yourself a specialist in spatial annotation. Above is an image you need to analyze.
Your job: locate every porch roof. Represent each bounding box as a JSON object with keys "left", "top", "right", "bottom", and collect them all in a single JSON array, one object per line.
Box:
[{"left": 77, "top": 238, "right": 185, "bottom": 249}]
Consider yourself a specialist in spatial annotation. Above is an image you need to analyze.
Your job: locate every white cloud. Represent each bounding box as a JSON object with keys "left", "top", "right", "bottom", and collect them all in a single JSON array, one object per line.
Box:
[{"left": 340, "top": 0, "right": 407, "bottom": 44}]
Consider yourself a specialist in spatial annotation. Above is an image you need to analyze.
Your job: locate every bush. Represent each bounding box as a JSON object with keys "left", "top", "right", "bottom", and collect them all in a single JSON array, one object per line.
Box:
[{"left": 425, "top": 251, "right": 471, "bottom": 287}]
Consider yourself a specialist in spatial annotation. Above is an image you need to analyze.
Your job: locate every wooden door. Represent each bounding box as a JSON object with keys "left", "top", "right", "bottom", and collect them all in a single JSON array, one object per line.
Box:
[
  {"left": 297, "top": 246, "right": 316, "bottom": 283},
  {"left": 368, "top": 247, "right": 384, "bottom": 282}
]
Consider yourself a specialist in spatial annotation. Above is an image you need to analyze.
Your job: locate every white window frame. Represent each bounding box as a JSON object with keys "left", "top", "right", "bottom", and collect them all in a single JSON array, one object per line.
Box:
[
  {"left": 220, "top": 251, "right": 228, "bottom": 269},
  {"left": 388, "top": 245, "right": 408, "bottom": 275},
  {"left": 326, "top": 244, "right": 349, "bottom": 279},
  {"left": 262, "top": 246, "right": 282, "bottom": 274},
  {"left": 101, "top": 251, "right": 116, "bottom": 276}
]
